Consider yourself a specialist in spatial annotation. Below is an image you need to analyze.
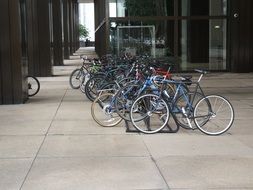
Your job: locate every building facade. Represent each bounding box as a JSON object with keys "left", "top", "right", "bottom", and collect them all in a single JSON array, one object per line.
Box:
[
  {"left": 0, "top": 0, "right": 252, "bottom": 104},
  {"left": 94, "top": 0, "right": 253, "bottom": 72},
  {"left": 0, "top": 0, "right": 79, "bottom": 104}
]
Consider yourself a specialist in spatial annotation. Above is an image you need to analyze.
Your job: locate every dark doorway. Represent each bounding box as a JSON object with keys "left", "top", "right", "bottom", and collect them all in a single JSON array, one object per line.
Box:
[{"left": 230, "top": 0, "right": 253, "bottom": 72}]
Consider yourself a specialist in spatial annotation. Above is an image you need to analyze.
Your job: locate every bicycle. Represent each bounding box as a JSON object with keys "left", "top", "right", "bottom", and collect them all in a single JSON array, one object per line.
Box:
[
  {"left": 69, "top": 56, "right": 92, "bottom": 89},
  {"left": 130, "top": 69, "right": 234, "bottom": 135},
  {"left": 91, "top": 68, "right": 175, "bottom": 127},
  {"left": 114, "top": 65, "right": 179, "bottom": 122}
]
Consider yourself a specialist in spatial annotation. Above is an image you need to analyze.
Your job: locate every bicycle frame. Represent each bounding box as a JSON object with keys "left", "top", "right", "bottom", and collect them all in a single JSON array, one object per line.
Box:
[{"left": 162, "top": 72, "right": 212, "bottom": 129}]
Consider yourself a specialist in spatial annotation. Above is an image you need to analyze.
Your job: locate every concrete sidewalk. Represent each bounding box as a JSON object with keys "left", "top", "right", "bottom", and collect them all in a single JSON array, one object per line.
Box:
[{"left": 1, "top": 49, "right": 253, "bottom": 190}]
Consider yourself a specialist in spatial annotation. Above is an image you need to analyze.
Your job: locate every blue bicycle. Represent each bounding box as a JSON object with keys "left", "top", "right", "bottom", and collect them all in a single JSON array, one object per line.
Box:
[{"left": 130, "top": 70, "right": 234, "bottom": 135}]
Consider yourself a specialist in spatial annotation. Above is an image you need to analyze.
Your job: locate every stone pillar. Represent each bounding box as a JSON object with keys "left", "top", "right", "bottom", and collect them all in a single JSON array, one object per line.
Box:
[
  {"left": 69, "top": 0, "right": 74, "bottom": 55},
  {"left": 0, "top": 0, "right": 27, "bottom": 104},
  {"left": 63, "top": 0, "right": 70, "bottom": 59},
  {"left": 37, "top": 0, "right": 52, "bottom": 76},
  {"left": 52, "top": 0, "right": 64, "bottom": 65}
]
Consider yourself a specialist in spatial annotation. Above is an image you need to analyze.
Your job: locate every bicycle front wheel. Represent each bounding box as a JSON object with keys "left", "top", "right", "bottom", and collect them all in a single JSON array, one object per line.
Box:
[
  {"left": 85, "top": 76, "right": 107, "bottom": 102},
  {"left": 130, "top": 94, "right": 170, "bottom": 134},
  {"left": 91, "top": 93, "right": 122, "bottom": 127},
  {"left": 194, "top": 95, "right": 234, "bottom": 135},
  {"left": 69, "top": 68, "right": 83, "bottom": 89}
]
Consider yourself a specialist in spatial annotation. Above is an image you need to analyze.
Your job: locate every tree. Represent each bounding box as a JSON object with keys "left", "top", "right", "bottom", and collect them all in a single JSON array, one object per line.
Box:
[
  {"left": 124, "top": 0, "right": 168, "bottom": 16},
  {"left": 124, "top": 0, "right": 155, "bottom": 16},
  {"left": 79, "top": 24, "right": 89, "bottom": 40}
]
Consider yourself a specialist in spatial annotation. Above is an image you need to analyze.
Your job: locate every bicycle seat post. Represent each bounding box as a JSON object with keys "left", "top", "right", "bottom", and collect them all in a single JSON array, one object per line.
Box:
[
  {"left": 197, "top": 73, "right": 204, "bottom": 83},
  {"left": 195, "top": 69, "right": 208, "bottom": 83}
]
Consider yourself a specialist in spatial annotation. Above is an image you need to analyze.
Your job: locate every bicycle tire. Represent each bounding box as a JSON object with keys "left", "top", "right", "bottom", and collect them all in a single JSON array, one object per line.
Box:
[
  {"left": 91, "top": 93, "right": 123, "bottom": 127},
  {"left": 69, "top": 68, "right": 83, "bottom": 89},
  {"left": 130, "top": 94, "right": 170, "bottom": 134},
  {"left": 84, "top": 76, "right": 110, "bottom": 101},
  {"left": 114, "top": 83, "right": 141, "bottom": 121},
  {"left": 194, "top": 95, "right": 234, "bottom": 135},
  {"left": 27, "top": 76, "right": 40, "bottom": 97}
]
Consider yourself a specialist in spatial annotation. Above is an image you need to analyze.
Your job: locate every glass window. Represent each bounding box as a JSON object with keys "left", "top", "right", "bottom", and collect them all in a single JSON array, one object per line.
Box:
[
  {"left": 179, "top": 19, "right": 227, "bottom": 71},
  {"left": 109, "top": 0, "right": 174, "bottom": 17},
  {"left": 180, "top": 0, "right": 227, "bottom": 16},
  {"left": 109, "top": 20, "right": 174, "bottom": 59}
]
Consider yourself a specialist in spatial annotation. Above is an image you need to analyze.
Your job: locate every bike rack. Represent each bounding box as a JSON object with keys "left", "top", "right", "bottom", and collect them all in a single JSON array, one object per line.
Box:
[{"left": 123, "top": 114, "right": 180, "bottom": 133}]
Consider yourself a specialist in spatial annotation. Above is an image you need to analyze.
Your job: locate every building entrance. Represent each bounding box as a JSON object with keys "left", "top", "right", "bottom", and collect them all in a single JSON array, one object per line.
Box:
[{"left": 230, "top": 0, "right": 253, "bottom": 72}]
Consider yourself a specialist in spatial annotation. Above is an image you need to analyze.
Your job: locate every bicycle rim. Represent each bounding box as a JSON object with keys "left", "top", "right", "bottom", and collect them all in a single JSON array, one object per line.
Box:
[
  {"left": 85, "top": 77, "right": 106, "bottom": 101},
  {"left": 194, "top": 95, "right": 234, "bottom": 135},
  {"left": 69, "top": 69, "right": 83, "bottom": 89},
  {"left": 28, "top": 76, "right": 40, "bottom": 96},
  {"left": 91, "top": 93, "right": 122, "bottom": 127},
  {"left": 130, "top": 94, "right": 170, "bottom": 134}
]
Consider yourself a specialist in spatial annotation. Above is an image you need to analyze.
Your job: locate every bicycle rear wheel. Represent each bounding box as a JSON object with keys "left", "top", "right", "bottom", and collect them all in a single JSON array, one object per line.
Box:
[
  {"left": 114, "top": 83, "right": 141, "bottom": 121},
  {"left": 130, "top": 94, "right": 170, "bottom": 134},
  {"left": 91, "top": 93, "right": 122, "bottom": 127},
  {"left": 194, "top": 95, "right": 234, "bottom": 135},
  {"left": 174, "top": 92, "right": 205, "bottom": 130},
  {"left": 27, "top": 76, "right": 40, "bottom": 97}
]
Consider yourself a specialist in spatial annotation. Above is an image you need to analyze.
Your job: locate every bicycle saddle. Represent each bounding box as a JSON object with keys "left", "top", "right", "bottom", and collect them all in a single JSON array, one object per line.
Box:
[
  {"left": 195, "top": 69, "right": 208, "bottom": 74},
  {"left": 180, "top": 75, "right": 192, "bottom": 80}
]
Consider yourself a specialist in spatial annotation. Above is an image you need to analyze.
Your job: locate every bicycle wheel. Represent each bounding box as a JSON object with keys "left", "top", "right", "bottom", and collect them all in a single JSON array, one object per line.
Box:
[
  {"left": 91, "top": 93, "right": 123, "bottom": 127},
  {"left": 80, "top": 67, "right": 90, "bottom": 93},
  {"left": 174, "top": 92, "right": 205, "bottom": 130},
  {"left": 130, "top": 94, "right": 170, "bottom": 134},
  {"left": 27, "top": 76, "right": 40, "bottom": 97},
  {"left": 194, "top": 95, "right": 234, "bottom": 135},
  {"left": 69, "top": 68, "right": 83, "bottom": 89},
  {"left": 85, "top": 76, "right": 107, "bottom": 101},
  {"left": 114, "top": 83, "right": 141, "bottom": 121},
  {"left": 117, "top": 77, "right": 135, "bottom": 87}
]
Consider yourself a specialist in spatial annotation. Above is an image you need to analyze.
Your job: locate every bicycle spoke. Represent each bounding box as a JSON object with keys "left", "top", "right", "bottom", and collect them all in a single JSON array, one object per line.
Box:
[{"left": 194, "top": 95, "right": 234, "bottom": 135}]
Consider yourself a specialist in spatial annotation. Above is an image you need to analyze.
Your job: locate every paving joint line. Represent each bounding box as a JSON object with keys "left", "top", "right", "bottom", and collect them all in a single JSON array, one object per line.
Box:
[
  {"left": 19, "top": 87, "right": 68, "bottom": 190},
  {"left": 141, "top": 136, "right": 171, "bottom": 190}
]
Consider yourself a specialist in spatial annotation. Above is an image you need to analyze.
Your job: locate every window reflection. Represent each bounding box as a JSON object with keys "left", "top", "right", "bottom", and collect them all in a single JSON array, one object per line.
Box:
[
  {"left": 180, "top": 0, "right": 227, "bottom": 16},
  {"left": 179, "top": 19, "right": 226, "bottom": 71},
  {"left": 107, "top": 0, "right": 228, "bottom": 71},
  {"left": 109, "top": 0, "right": 174, "bottom": 17},
  {"left": 109, "top": 21, "right": 174, "bottom": 59}
]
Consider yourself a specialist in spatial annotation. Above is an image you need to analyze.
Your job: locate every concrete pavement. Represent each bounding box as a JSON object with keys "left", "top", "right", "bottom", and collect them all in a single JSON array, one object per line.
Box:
[{"left": 0, "top": 48, "right": 253, "bottom": 190}]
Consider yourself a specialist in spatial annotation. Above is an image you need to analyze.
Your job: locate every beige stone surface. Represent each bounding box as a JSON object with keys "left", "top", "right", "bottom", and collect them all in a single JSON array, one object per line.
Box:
[{"left": 0, "top": 47, "right": 253, "bottom": 189}]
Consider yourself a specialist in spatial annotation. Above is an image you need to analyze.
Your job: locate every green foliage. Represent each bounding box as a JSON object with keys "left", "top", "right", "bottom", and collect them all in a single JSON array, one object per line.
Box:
[
  {"left": 79, "top": 24, "right": 89, "bottom": 39},
  {"left": 124, "top": 0, "right": 171, "bottom": 16},
  {"left": 124, "top": 0, "right": 155, "bottom": 16}
]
